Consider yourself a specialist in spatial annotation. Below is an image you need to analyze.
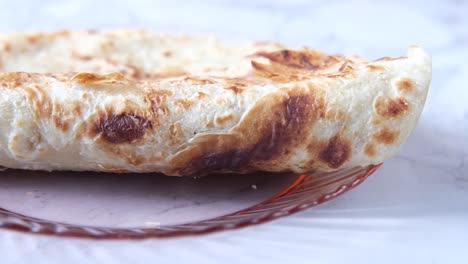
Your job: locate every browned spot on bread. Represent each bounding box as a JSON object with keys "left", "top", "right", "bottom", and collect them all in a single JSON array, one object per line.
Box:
[
  {"left": 0, "top": 72, "right": 41, "bottom": 87},
  {"left": 163, "top": 51, "right": 172, "bottom": 57},
  {"left": 206, "top": 120, "right": 214, "bottom": 128},
  {"left": 96, "top": 145, "right": 149, "bottom": 166},
  {"left": 364, "top": 143, "right": 376, "bottom": 157},
  {"left": 376, "top": 56, "right": 406, "bottom": 61},
  {"left": 367, "top": 64, "right": 385, "bottom": 71},
  {"left": 215, "top": 114, "right": 233, "bottom": 125},
  {"left": 169, "top": 122, "right": 183, "bottom": 146},
  {"left": 96, "top": 113, "right": 152, "bottom": 144},
  {"left": 3, "top": 43, "right": 11, "bottom": 52},
  {"left": 196, "top": 92, "right": 208, "bottom": 98},
  {"left": 50, "top": 101, "right": 72, "bottom": 132},
  {"left": 53, "top": 30, "right": 70, "bottom": 37},
  {"left": 26, "top": 35, "right": 38, "bottom": 44},
  {"left": 338, "top": 62, "right": 348, "bottom": 72},
  {"left": 251, "top": 60, "right": 276, "bottom": 76},
  {"left": 145, "top": 89, "right": 173, "bottom": 115},
  {"left": 255, "top": 49, "right": 339, "bottom": 70},
  {"left": 373, "top": 128, "right": 399, "bottom": 145},
  {"left": 169, "top": 89, "right": 325, "bottom": 176},
  {"left": 73, "top": 105, "right": 82, "bottom": 116},
  {"left": 53, "top": 116, "right": 70, "bottom": 132},
  {"left": 72, "top": 72, "right": 127, "bottom": 85},
  {"left": 126, "top": 64, "right": 183, "bottom": 81},
  {"left": 175, "top": 98, "right": 194, "bottom": 109},
  {"left": 318, "top": 135, "right": 351, "bottom": 169},
  {"left": 125, "top": 64, "right": 153, "bottom": 80},
  {"left": 372, "top": 118, "right": 382, "bottom": 125},
  {"left": 216, "top": 98, "right": 227, "bottom": 105},
  {"left": 225, "top": 85, "right": 243, "bottom": 94},
  {"left": 375, "top": 96, "right": 409, "bottom": 118},
  {"left": 396, "top": 78, "right": 414, "bottom": 93},
  {"left": 183, "top": 77, "right": 215, "bottom": 85},
  {"left": 325, "top": 110, "right": 346, "bottom": 121},
  {"left": 249, "top": 49, "right": 343, "bottom": 83},
  {"left": 79, "top": 55, "right": 93, "bottom": 61},
  {"left": 71, "top": 52, "right": 93, "bottom": 61},
  {"left": 19, "top": 82, "right": 53, "bottom": 122}
]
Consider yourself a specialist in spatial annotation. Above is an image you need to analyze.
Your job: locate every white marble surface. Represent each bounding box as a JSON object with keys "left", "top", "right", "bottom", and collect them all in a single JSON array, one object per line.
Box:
[{"left": 0, "top": 0, "right": 467, "bottom": 263}]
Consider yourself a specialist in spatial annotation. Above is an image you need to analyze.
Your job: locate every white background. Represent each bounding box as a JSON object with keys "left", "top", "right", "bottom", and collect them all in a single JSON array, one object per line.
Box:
[{"left": 0, "top": 0, "right": 467, "bottom": 263}]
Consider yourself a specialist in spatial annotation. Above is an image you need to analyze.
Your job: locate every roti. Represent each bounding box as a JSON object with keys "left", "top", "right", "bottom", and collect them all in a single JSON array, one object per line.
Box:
[{"left": 0, "top": 30, "right": 431, "bottom": 176}]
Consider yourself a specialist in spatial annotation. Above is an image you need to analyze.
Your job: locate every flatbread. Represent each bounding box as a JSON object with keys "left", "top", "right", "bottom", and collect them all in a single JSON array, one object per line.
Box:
[{"left": 0, "top": 30, "right": 431, "bottom": 176}]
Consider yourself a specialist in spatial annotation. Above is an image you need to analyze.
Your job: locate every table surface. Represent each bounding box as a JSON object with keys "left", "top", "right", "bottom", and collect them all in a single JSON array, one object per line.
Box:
[{"left": 0, "top": 0, "right": 467, "bottom": 263}]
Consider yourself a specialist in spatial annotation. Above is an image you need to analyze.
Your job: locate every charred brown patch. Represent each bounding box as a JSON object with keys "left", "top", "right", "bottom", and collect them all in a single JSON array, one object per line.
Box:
[
  {"left": 171, "top": 92, "right": 320, "bottom": 176},
  {"left": 375, "top": 56, "right": 406, "bottom": 61},
  {"left": 169, "top": 122, "right": 183, "bottom": 146},
  {"left": 248, "top": 96, "right": 310, "bottom": 160},
  {"left": 216, "top": 98, "right": 227, "bottom": 105},
  {"left": 215, "top": 114, "right": 234, "bottom": 125},
  {"left": 163, "top": 50, "right": 172, "bottom": 57},
  {"left": 196, "top": 92, "right": 208, "bottom": 99},
  {"left": 71, "top": 52, "right": 92, "bottom": 61},
  {"left": 338, "top": 62, "right": 348, "bottom": 72},
  {"left": 364, "top": 143, "right": 376, "bottom": 157},
  {"left": 71, "top": 72, "right": 127, "bottom": 85},
  {"left": 26, "top": 35, "right": 38, "bottom": 44},
  {"left": 225, "top": 85, "right": 244, "bottom": 94},
  {"left": 0, "top": 72, "right": 38, "bottom": 87},
  {"left": 176, "top": 150, "right": 251, "bottom": 176},
  {"left": 73, "top": 105, "right": 82, "bottom": 116},
  {"left": 255, "top": 49, "right": 338, "bottom": 70},
  {"left": 249, "top": 49, "right": 344, "bottom": 83},
  {"left": 396, "top": 78, "right": 414, "bottom": 93},
  {"left": 3, "top": 43, "right": 11, "bottom": 52},
  {"left": 96, "top": 113, "right": 152, "bottom": 144},
  {"left": 318, "top": 135, "right": 351, "bottom": 169},
  {"left": 125, "top": 64, "right": 152, "bottom": 80},
  {"left": 367, "top": 64, "right": 385, "bottom": 71},
  {"left": 175, "top": 98, "right": 194, "bottom": 109},
  {"left": 206, "top": 120, "right": 214, "bottom": 128},
  {"left": 372, "top": 118, "right": 382, "bottom": 125},
  {"left": 375, "top": 96, "right": 409, "bottom": 118},
  {"left": 79, "top": 55, "right": 93, "bottom": 61},
  {"left": 145, "top": 89, "right": 173, "bottom": 115},
  {"left": 53, "top": 116, "right": 70, "bottom": 132},
  {"left": 325, "top": 110, "right": 345, "bottom": 121},
  {"left": 248, "top": 95, "right": 312, "bottom": 161},
  {"left": 373, "top": 128, "right": 399, "bottom": 145},
  {"left": 251, "top": 60, "right": 275, "bottom": 75},
  {"left": 183, "top": 77, "right": 215, "bottom": 85},
  {"left": 51, "top": 102, "right": 71, "bottom": 132},
  {"left": 299, "top": 53, "right": 317, "bottom": 70}
]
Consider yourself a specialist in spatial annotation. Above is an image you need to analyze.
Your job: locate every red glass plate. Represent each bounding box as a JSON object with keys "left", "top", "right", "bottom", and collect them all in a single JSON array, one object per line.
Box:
[{"left": 0, "top": 164, "right": 380, "bottom": 239}]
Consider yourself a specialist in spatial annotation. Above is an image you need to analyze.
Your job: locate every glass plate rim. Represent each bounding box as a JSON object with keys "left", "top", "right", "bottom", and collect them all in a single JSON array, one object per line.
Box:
[{"left": 0, "top": 164, "right": 381, "bottom": 240}]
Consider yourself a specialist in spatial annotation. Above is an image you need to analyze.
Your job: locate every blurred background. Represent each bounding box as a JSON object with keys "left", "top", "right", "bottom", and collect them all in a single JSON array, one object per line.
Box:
[
  {"left": 0, "top": 0, "right": 466, "bottom": 263},
  {"left": 0, "top": 0, "right": 465, "bottom": 56}
]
